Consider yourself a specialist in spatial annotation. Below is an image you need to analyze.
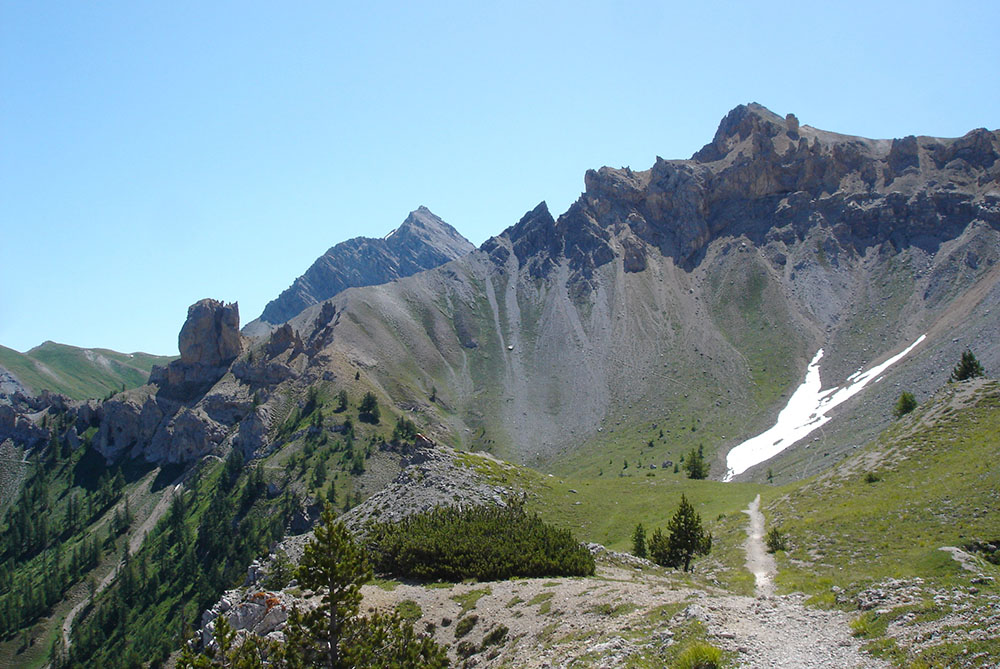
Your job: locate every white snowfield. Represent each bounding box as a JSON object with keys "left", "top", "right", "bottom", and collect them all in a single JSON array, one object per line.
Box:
[{"left": 724, "top": 334, "right": 927, "bottom": 481}]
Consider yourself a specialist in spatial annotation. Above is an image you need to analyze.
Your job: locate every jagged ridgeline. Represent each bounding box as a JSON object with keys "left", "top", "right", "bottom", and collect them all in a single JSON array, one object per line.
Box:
[
  {"left": 276, "top": 103, "right": 999, "bottom": 480},
  {"left": 0, "top": 103, "right": 997, "bottom": 667}
]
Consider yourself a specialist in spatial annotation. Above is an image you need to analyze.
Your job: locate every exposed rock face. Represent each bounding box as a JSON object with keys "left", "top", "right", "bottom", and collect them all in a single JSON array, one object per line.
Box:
[
  {"left": 80, "top": 298, "right": 256, "bottom": 463},
  {"left": 339, "top": 438, "right": 512, "bottom": 535},
  {"left": 0, "top": 367, "right": 28, "bottom": 398},
  {"left": 486, "top": 103, "right": 999, "bottom": 289},
  {"left": 289, "top": 104, "right": 998, "bottom": 477},
  {"left": 265, "top": 324, "right": 303, "bottom": 358},
  {"left": 179, "top": 299, "right": 242, "bottom": 367},
  {"left": 0, "top": 403, "right": 49, "bottom": 448},
  {"left": 253, "top": 207, "right": 474, "bottom": 327},
  {"left": 96, "top": 395, "right": 161, "bottom": 459},
  {"left": 200, "top": 590, "right": 293, "bottom": 649},
  {"left": 151, "top": 299, "right": 243, "bottom": 401}
]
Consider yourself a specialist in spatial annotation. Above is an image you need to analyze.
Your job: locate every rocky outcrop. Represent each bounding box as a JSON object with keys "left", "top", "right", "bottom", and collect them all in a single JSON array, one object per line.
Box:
[
  {"left": 339, "top": 438, "right": 512, "bottom": 535},
  {"left": 488, "top": 103, "right": 999, "bottom": 285},
  {"left": 96, "top": 395, "right": 162, "bottom": 459},
  {"left": 0, "top": 366, "right": 28, "bottom": 398},
  {"left": 253, "top": 207, "right": 474, "bottom": 327},
  {"left": 232, "top": 406, "right": 273, "bottom": 458},
  {"left": 179, "top": 299, "right": 242, "bottom": 367},
  {"left": 0, "top": 403, "right": 49, "bottom": 448},
  {"left": 150, "top": 300, "right": 243, "bottom": 401},
  {"left": 83, "top": 299, "right": 257, "bottom": 463},
  {"left": 200, "top": 589, "right": 294, "bottom": 649}
]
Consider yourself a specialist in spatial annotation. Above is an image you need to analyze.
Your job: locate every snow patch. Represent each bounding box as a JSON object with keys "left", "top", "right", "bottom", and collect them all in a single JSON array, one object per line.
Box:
[{"left": 724, "top": 334, "right": 926, "bottom": 481}]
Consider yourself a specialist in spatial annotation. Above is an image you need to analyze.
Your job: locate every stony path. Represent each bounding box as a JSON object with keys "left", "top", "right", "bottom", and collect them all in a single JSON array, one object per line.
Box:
[
  {"left": 698, "top": 594, "right": 889, "bottom": 668},
  {"left": 692, "top": 495, "right": 889, "bottom": 668},
  {"left": 743, "top": 493, "right": 777, "bottom": 597}
]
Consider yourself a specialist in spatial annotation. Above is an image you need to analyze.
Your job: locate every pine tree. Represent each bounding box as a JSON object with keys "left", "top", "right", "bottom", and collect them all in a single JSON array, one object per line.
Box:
[
  {"left": 283, "top": 504, "right": 446, "bottom": 667},
  {"left": 359, "top": 392, "right": 380, "bottom": 424},
  {"left": 666, "top": 494, "right": 712, "bottom": 571},
  {"left": 649, "top": 494, "right": 712, "bottom": 572},
  {"left": 951, "top": 349, "right": 985, "bottom": 381},
  {"left": 631, "top": 523, "right": 647, "bottom": 558},
  {"left": 893, "top": 391, "right": 917, "bottom": 418},
  {"left": 647, "top": 527, "right": 668, "bottom": 564},
  {"left": 684, "top": 445, "right": 708, "bottom": 479}
]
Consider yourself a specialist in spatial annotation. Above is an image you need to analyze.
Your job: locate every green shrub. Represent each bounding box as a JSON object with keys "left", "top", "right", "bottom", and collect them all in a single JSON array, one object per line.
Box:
[
  {"left": 481, "top": 624, "right": 508, "bottom": 647},
  {"left": 455, "top": 615, "right": 478, "bottom": 639},
  {"left": 366, "top": 504, "right": 595, "bottom": 581},
  {"left": 394, "top": 599, "right": 422, "bottom": 622},
  {"left": 893, "top": 391, "right": 917, "bottom": 418},
  {"left": 392, "top": 415, "right": 419, "bottom": 442},
  {"left": 765, "top": 527, "right": 787, "bottom": 553},
  {"left": 456, "top": 640, "right": 477, "bottom": 658},
  {"left": 674, "top": 641, "right": 724, "bottom": 669}
]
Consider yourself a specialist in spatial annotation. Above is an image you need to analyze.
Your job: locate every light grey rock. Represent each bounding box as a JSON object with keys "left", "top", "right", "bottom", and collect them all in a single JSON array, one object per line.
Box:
[
  {"left": 179, "top": 299, "right": 242, "bottom": 368},
  {"left": 254, "top": 207, "right": 474, "bottom": 327}
]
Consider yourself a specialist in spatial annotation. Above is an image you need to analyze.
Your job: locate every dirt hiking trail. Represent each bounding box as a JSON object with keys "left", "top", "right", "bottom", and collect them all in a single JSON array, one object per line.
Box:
[
  {"left": 744, "top": 493, "right": 777, "bottom": 597},
  {"left": 355, "top": 494, "right": 889, "bottom": 667},
  {"left": 691, "top": 494, "right": 889, "bottom": 668}
]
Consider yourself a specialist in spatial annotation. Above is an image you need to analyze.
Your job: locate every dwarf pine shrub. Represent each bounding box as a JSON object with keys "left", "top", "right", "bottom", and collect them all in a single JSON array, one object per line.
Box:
[{"left": 365, "top": 504, "right": 595, "bottom": 581}]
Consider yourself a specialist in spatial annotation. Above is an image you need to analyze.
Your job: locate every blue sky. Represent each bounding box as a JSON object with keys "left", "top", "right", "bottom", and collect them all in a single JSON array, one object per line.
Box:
[{"left": 2, "top": 1, "right": 998, "bottom": 355}]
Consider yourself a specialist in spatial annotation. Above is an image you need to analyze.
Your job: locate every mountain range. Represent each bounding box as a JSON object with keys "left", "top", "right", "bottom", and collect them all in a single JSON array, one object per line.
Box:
[
  {"left": 0, "top": 103, "right": 997, "bottom": 668},
  {"left": 270, "top": 103, "right": 999, "bottom": 479}
]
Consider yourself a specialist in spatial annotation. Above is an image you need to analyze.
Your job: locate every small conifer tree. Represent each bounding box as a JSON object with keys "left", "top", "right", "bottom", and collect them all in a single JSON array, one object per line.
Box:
[
  {"left": 951, "top": 349, "right": 985, "bottom": 382},
  {"left": 283, "top": 504, "right": 447, "bottom": 667},
  {"left": 359, "top": 392, "right": 380, "bottom": 424},
  {"left": 650, "top": 494, "right": 712, "bottom": 572},
  {"left": 684, "top": 445, "right": 708, "bottom": 480},
  {"left": 632, "top": 523, "right": 647, "bottom": 558},
  {"left": 893, "top": 391, "right": 917, "bottom": 418}
]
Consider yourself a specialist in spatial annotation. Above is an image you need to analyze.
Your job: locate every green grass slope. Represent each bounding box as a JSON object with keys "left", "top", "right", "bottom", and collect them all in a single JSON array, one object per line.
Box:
[
  {"left": 0, "top": 342, "right": 174, "bottom": 400},
  {"left": 762, "top": 378, "right": 1000, "bottom": 665}
]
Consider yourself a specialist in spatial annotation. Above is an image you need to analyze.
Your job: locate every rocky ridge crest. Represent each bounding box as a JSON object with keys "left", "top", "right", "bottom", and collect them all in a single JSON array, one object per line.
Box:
[
  {"left": 485, "top": 102, "right": 999, "bottom": 288},
  {"left": 251, "top": 207, "right": 474, "bottom": 330}
]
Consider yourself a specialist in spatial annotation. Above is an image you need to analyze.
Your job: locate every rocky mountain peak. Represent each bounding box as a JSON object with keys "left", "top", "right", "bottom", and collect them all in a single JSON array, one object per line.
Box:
[
  {"left": 385, "top": 206, "right": 474, "bottom": 261},
  {"left": 693, "top": 102, "right": 802, "bottom": 163},
  {"left": 476, "top": 103, "right": 998, "bottom": 293},
  {"left": 252, "top": 208, "right": 474, "bottom": 328}
]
